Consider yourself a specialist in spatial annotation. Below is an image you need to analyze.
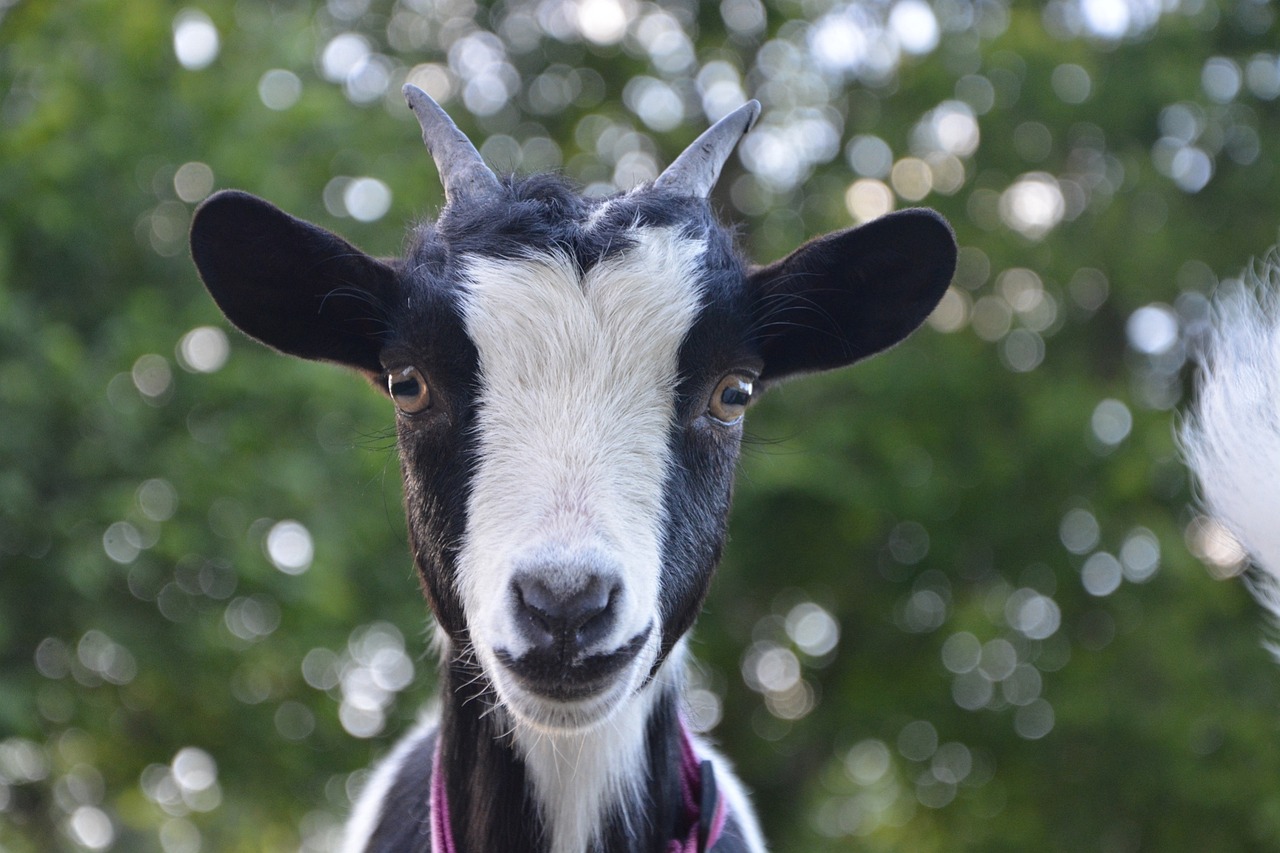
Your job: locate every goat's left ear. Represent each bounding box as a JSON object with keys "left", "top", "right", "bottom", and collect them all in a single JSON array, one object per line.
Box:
[
  {"left": 190, "top": 190, "right": 398, "bottom": 375},
  {"left": 749, "top": 208, "right": 957, "bottom": 385}
]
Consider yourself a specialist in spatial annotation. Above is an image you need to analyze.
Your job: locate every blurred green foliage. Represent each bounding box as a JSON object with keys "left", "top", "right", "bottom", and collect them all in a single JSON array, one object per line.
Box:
[{"left": 3, "top": 0, "right": 1280, "bottom": 850}]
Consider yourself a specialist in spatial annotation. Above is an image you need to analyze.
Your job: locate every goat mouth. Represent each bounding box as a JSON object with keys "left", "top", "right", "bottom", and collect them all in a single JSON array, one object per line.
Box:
[{"left": 494, "top": 626, "right": 652, "bottom": 703}]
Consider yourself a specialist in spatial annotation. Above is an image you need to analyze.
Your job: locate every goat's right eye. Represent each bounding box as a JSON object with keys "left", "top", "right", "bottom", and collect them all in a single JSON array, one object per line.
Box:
[{"left": 388, "top": 366, "right": 431, "bottom": 414}]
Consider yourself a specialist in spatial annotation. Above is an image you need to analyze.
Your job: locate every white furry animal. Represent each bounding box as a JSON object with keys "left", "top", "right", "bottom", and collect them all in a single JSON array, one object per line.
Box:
[{"left": 1183, "top": 254, "right": 1280, "bottom": 623}]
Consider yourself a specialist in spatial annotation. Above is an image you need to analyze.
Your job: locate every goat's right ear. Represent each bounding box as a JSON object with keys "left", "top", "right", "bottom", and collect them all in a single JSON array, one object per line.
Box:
[
  {"left": 190, "top": 189, "right": 396, "bottom": 374},
  {"left": 747, "top": 209, "right": 957, "bottom": 385}
]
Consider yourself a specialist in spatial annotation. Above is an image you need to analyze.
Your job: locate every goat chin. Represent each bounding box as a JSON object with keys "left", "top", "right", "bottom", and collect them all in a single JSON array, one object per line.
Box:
[{"left": 1183, "top": 254, "right": 1280, "bottom": 629}]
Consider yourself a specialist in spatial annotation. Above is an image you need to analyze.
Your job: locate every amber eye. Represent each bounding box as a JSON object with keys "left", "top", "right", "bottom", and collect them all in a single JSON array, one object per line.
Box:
[
  {"left": 388, "top": 366, "right": 431, "bottom": 414},
  {"left": 708, "top": 374, "right": 753, "bottom": 425}
]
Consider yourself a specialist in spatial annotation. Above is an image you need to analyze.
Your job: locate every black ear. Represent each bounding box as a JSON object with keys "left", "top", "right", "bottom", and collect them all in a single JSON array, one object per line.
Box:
[
  {"left": 749, "top": 208, "right": 957, "bottom": 385},
  {"left": 190, "top": 190, "right": 398, "bottom": 374}
]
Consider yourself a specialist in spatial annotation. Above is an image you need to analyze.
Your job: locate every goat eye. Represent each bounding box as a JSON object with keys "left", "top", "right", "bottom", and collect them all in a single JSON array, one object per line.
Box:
[
  {"left": 388, "top": 366, "right": 431, "bottom": 414},
  {"left": 707, "top": 374, "right": 753, "bottom": 425}
]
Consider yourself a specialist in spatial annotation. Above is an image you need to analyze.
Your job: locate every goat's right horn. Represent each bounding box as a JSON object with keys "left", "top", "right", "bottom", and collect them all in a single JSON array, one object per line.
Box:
[
  {"left": 654, "top": 100, "right": 761, "bottom": 199},
  {"left": 403, "top": 84, "right": 501, "bottom": 205}
]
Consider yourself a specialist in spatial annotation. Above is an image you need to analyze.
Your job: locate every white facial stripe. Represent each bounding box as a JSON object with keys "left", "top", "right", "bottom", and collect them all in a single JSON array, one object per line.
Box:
[{"left": 457, "top": 226, "right": 706, "bottom": 661}]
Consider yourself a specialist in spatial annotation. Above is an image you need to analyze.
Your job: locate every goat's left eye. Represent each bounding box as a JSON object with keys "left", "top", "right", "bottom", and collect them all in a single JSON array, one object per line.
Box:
[
  {"left": 388, "top": 366, "right": 431, "bottom": 414},
  {"left": 708, "top": 374, "right": 753, "bottom": 425}
]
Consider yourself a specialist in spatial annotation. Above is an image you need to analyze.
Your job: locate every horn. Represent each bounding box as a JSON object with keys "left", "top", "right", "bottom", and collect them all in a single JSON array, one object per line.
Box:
[
  {"left": 402, "top": 84, "right": 501, "bottom": 205},
  {"left": 654, "top": 100, "right": 761, "bottom": 198}
]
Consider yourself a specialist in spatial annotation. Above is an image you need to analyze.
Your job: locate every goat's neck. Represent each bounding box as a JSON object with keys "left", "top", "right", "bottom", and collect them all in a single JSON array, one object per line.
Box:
[{"left": 440, "top": 644, "right": 685, "bottom": 853}]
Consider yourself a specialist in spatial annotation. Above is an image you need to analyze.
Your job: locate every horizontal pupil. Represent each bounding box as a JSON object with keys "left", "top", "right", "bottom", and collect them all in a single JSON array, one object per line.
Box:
[
  {"left": 722, "top": 387, "right": 750, "bottom": 406},
  {"left": 391, "top": 380, "right": 420, "bottom": 398}
]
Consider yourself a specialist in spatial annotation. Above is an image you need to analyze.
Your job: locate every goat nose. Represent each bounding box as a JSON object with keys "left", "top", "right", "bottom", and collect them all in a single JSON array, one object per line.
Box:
[{"left": 512, "top": 573, "right": 617, "bottom": 654}]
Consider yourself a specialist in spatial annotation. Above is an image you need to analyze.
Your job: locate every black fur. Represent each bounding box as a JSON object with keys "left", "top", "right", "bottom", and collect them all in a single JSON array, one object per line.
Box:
[
  {"left": 438, "top": 651, "right": 544, "bottom": 852},
  {"left": 361, "top": 667, "right": 760, "bottom": 853},
  {"left": 656, "top": 216, "right": 758, "bottom": 665},
  {"left": 364, "top": 729, "right": 435, "bottom": 853},
  {"left": 747, "top": 207, "right": 958, "bottom": 385},
  {"left": 190, "top": 190, "right": 398, "bottom": 375}
]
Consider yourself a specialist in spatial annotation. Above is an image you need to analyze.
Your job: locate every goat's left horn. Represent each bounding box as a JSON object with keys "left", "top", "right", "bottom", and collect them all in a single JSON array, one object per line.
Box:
[
  {"left": 653, "top": 100, "right": 761, "bottom": 199},
  {"left": 403, "top": 84, "right": 501, "bottom": 205}
]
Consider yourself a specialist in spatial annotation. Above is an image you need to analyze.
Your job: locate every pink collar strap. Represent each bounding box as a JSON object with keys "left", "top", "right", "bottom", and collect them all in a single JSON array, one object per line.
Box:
[
  {"left": 670, "top": 721, "right": 728, "bottom": 852},
  {"left": 429, "top": 739, "right": 456, "bottom": 853},
  {"left": 429, "top": 721, "right": 727, "bottom": 852}
]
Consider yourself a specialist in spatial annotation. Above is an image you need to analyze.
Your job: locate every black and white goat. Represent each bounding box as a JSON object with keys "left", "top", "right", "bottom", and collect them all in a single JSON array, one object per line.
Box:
[{"left": 189, "top": 86, "right": 957, "bottom": 853}]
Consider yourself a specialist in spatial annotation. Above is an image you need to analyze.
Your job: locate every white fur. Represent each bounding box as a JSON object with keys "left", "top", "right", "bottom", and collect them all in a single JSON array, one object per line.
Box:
[
  {"left": 455, "top": 226, "right": 709, "bottom": 851},
  {"left": 1183, "top": 256, "right": 1280, "bottom": 615},
  {"left": 457, "top": 226, "right": 705, "bottom": 702},
  {"left": 513, "top": 652, "right": 676, "bottom": 853},
  {"left": 688, "top": 732, "right": 768, "bottom": 852}
]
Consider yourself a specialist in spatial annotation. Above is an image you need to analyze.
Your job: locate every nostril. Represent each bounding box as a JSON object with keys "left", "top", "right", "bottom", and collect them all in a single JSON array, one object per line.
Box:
[
  {"left": 511, "top": 573, "right": 618, "bottom": 653},
  {"left": 573, "top": 583, "right": 617, "bottom": 647}
]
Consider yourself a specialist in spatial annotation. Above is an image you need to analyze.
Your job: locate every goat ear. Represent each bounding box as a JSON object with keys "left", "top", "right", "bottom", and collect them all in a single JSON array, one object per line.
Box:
[
  {"left": 190, "top": 189, "right": 396, "bottom": 374},
  {"left": 749, "top": 209, "right": 957, "bottom": 385}
]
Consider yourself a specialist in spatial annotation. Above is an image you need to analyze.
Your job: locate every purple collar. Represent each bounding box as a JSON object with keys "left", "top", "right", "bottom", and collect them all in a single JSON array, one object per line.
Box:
[{"left": 429, "top": 721, "right": 727, "bottom": 852}]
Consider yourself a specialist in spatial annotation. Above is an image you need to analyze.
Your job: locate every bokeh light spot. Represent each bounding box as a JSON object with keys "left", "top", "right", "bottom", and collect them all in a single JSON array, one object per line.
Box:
[
  {"left": 1202, "top": 57, "right": 1242, "bottom": 103},
  {"left": 888, "top": 0, "right": 939, "bottom": 55},
  {"left": 173, "top": 162, "right": 214, "bottom": 203},
  {"left": 1081, "top": 551, "right": 1123, "bottom": 596},
  {"left": 845, "top": 739, "right": 891, "bottom": 785},
  {"left": 999, "top": 329, "right": 1045, "bottom": 373},
  {"left": 266, "top": 520, "right": 314, "bottom": 575},
  {"left": 721, "top": 0, "right": 766, "bottom": 36},
  {"left": 786, "top": 602, "right": 840, "bottom": 656},
  {"left": 623, "top": 77, "right": 685, "bottom": 132},
  {"left": 891, "top": 157, "right": 933, "bottom": 201},
  {"left": 1126, "top": 304, "right": 1179, "bottom": 355},
  {"left": 898, "top": 720, "right": 938, "bottom": 761},
  {"left": 1120, "top": 527, "right": 1161, "bottom": 582},
  {"left": 926, "top": 287, "right": 970, "bottom": 333},
  {"left": 172, "top": 747, "right": 217, "bottom": 794},
  {"left": 225, "top": 595, "right": 282, "bottom": 641},
  {"left": 133, "top": 354, "right": 173, "bottom": 400},
  {"left": 1079, "top": 0, "right": 1130, "bottom": 39},
  {"left": 1051, "top": 64, "right": 1091, "bottom": 104},
  {"left": 343, "top": 177, "right": 392, "bottom": 223},
  {"left": 1186, "top": 516, "right": 1247, "bottom": 579},
  {"left": 685, "top": 687, "right": 723, "bottom": 733},
  {"left": 845, "top": 178, "right": 895, "bottom": 223},
  {"left": 1245, "top": 53, "right": 1280, "bottom": 99},
  {"left": 138, "top": 478, "right": 178, "bottom": 522},
  {"left": 1006, "top": 589, "right": 1061, "bottom": 639},
  {"left": 258, "top": 69, "right": 302, "bottom": 111},
  {"left": 576, "top": 0, "right": 631, "bottom": 45},
  {"left": 1014, "top": 699, "right": 1055, "bottom": 739},
  {"left": 67, "top": 805, "right": 114, "bottom": 850},
  {"left": 941, "top": 631, "right": 981, "bottom": 674},
  {"left": 177, "top": 326, "right": 229, "bottom": 373},
  {"left": 1170, "top": 147, "right": 1213, "bottom": 193},
  {"left": 1000, "top": 173, "right": 1065, "bottom": 239},
  {"left": 173, "top": 9, "right": 219, "bottom": 71},
  {"left": 1090, "top": 398, "right": 1132, "bottom": 447},
  {"left": 103, "top": 521, "right": 143, "bottom": 564},
  {"left": 847, "top": 134, "right": 893, "bottom": 178},
  {"left": 321, "top": 33, "right": 371, "bottom": 83}
]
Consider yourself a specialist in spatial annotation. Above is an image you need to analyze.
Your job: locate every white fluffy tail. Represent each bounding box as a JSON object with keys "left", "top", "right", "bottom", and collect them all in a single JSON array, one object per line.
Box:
[{"left": 1182, "top": 254, "right": 1280, "bottom": 619}]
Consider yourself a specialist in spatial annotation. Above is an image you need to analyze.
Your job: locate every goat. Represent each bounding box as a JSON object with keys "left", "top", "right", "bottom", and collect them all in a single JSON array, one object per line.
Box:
[
  {"left": 189, "top": 85, "right": 957, "bottom": 853},
  {"left": 1183, "top": 258, "right": 1280, "bottom": 640}
]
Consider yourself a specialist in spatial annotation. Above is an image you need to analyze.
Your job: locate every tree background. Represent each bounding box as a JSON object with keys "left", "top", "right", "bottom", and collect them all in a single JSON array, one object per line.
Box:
[{"left": 3, "top": 0, "right": 1280, "bottom": 850}]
